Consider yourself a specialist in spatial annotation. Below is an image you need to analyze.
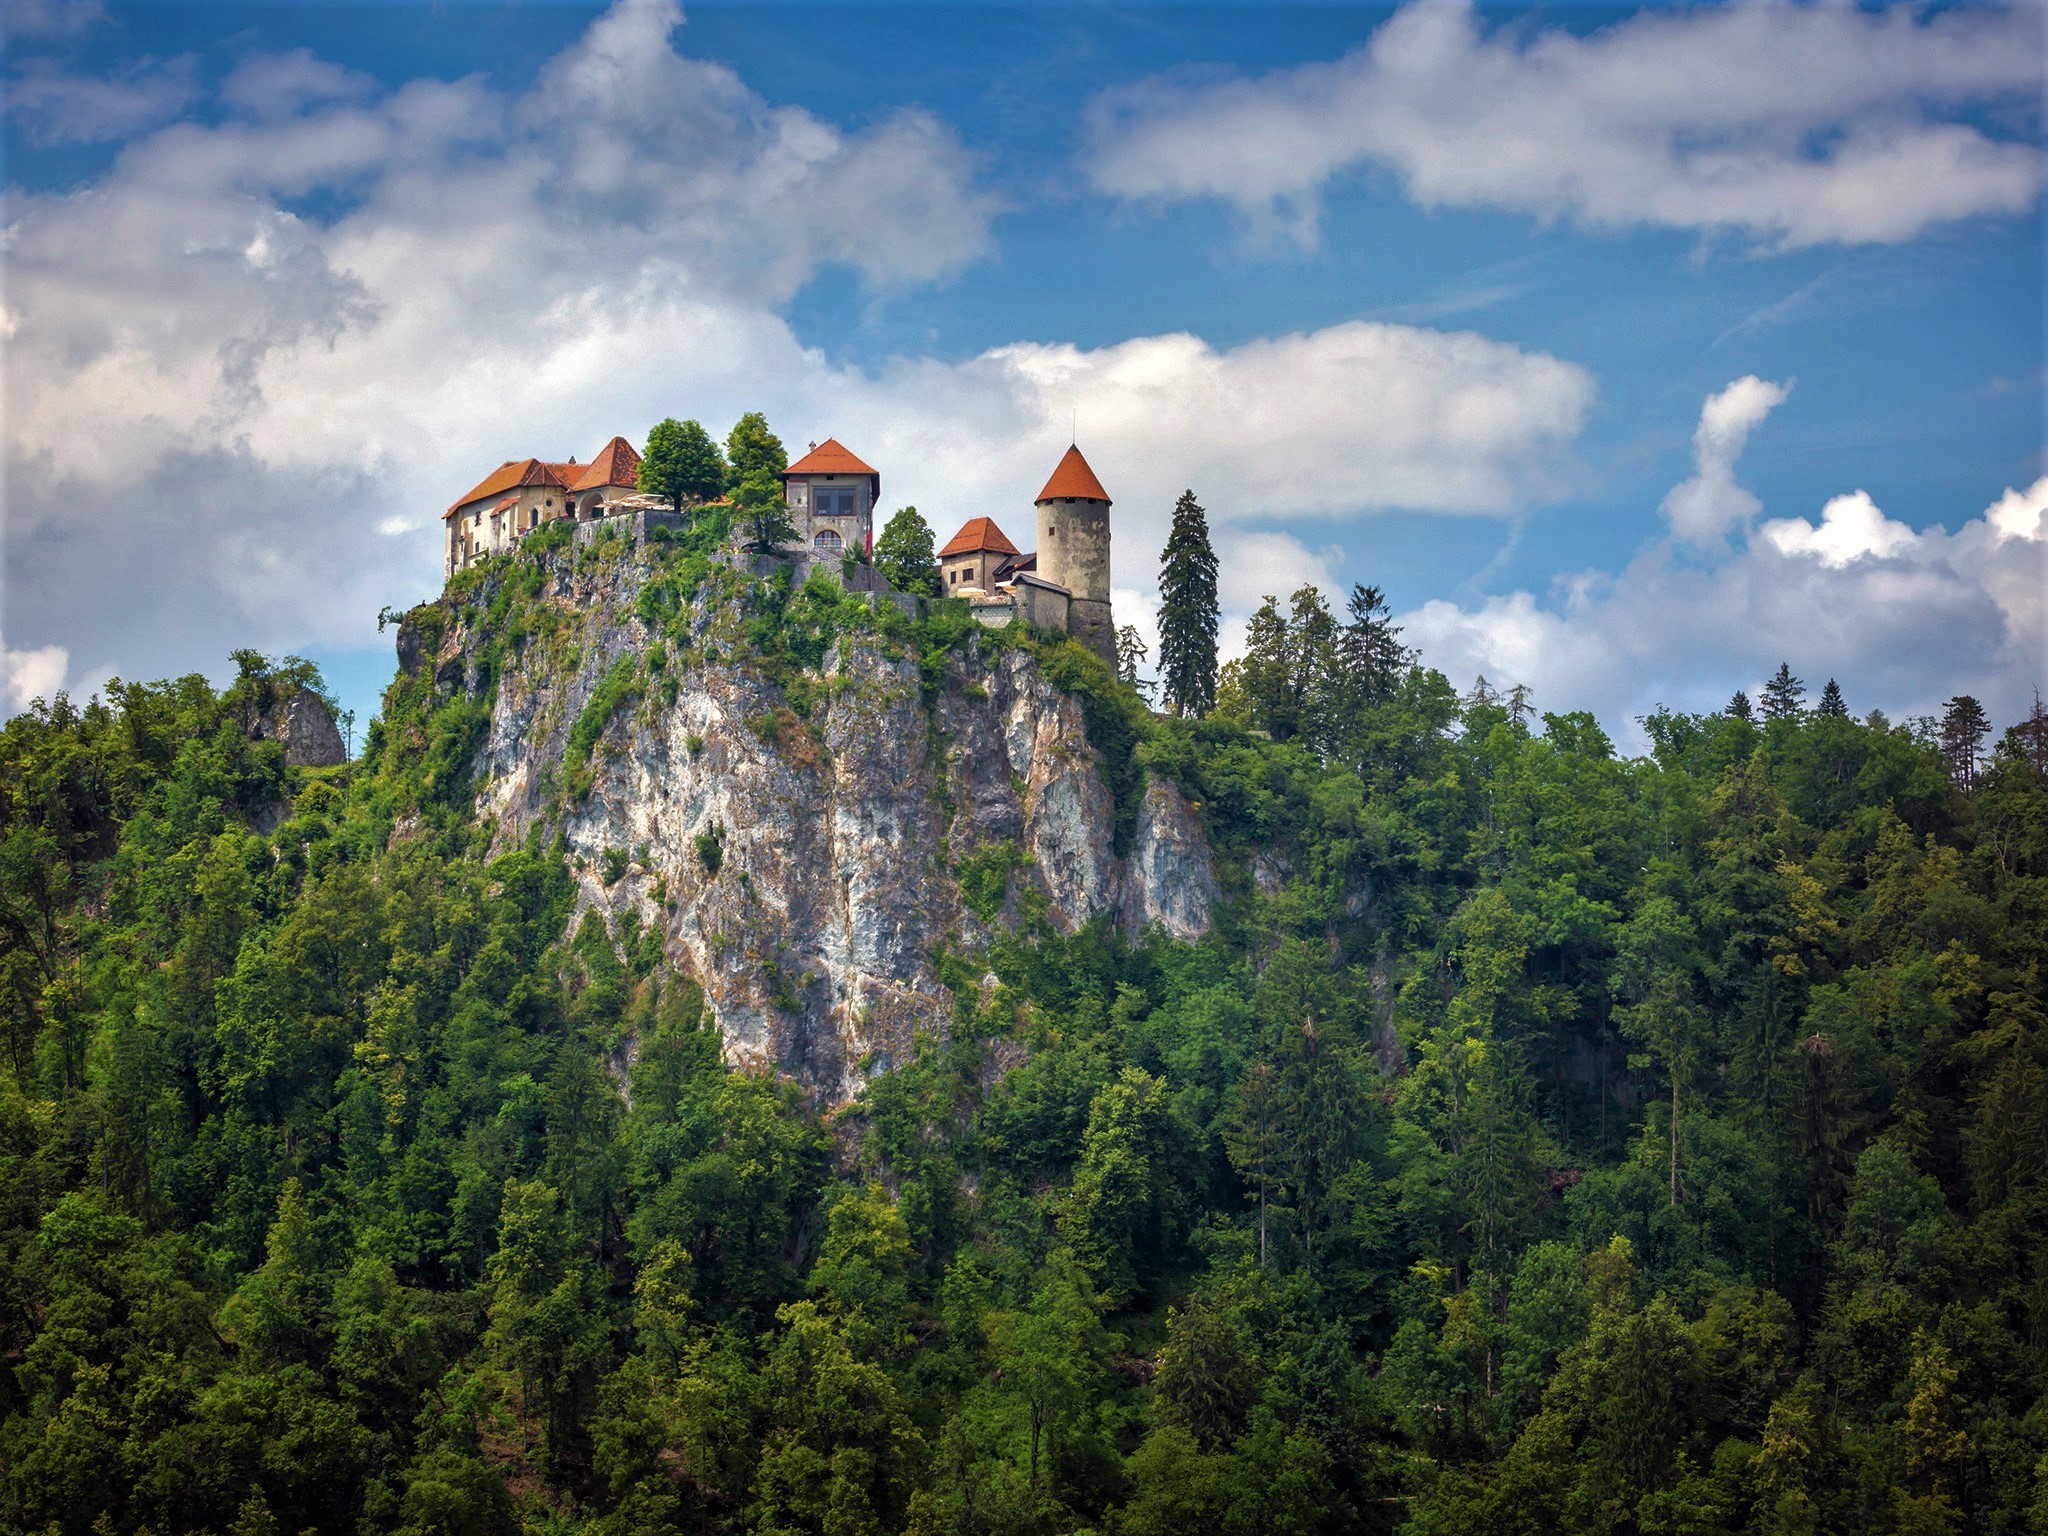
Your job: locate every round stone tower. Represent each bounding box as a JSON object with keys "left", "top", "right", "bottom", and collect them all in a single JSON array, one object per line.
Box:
[{"left": 1034, "top": 444, "right": 1114, "bottom": 664}]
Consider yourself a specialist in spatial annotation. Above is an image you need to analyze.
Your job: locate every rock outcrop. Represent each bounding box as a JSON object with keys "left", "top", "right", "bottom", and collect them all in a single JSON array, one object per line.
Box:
[
  {"left": 248, "top": 685, "right": 346, "bottom": 767},
  {"left": 403, "top": 541, "right": 1217, "bottom": 1104}
]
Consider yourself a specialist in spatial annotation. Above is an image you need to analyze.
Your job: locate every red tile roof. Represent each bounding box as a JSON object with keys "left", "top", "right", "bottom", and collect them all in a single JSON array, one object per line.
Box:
[
  {"left": 939, "top": 516, "right": 1020, "bottom": 559},
  {"left": 785, "top": 437, "right": 877, "bottom": 477},
  {"left": 1036, "top": 444, "right": 1111, "bottom": 504},
  {"left": 446, "top": 458, "right": 571, "bottom": 518},
  {"left": 570, "top": 436, "right": 641, "bottom": 492}
]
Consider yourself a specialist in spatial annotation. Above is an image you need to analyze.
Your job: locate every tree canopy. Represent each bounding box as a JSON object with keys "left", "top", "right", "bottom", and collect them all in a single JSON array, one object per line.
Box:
[
  {"left": 639, "top": 418, "right": 727, "bottom": 512},
  {"left": 874, "top": 506, "right": 940, "bottom": 596},
  {"left": 3, "top": 555, "right": 2046, "bottom": 1536}
]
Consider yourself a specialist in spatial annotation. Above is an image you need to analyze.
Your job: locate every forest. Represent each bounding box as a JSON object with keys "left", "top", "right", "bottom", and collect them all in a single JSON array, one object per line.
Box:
[{"left": 2, "top": 515, "right": 2046, "bottom": 1536}]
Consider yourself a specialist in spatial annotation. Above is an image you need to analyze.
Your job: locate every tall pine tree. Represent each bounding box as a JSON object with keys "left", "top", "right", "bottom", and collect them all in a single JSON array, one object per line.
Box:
[
  {"left": 1939, "top": 695, "right": 1990, "bottom": 790},
  {"left": 1157, "top": 490, "right": 1219, "bottom": 718},
  {"left": 1761, "top": 662, "right": 1807, "bottom": 721}
]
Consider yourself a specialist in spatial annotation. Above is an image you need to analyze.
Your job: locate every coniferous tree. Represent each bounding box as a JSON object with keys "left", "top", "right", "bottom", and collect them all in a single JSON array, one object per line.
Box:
[
  {"left": 873, "top": 507, "right": 940, "bottom": 595},
  {"left": 1760, "top": 662, "right": 1807, "bottom": 721},
  {"left": 639, "top": 418, "right": 726, "bottom": 513},
  {"left": 1156, "top": 490, "right": 1219, "bottom": 718},
  {"left": 1726, "top": 689, "right": 1755, "bottom": 722},
  {"left": 1115, "top": 625, "right": 1151, "bottom": 699},
  {"left": 1939, "top": 694, "right": 1991, "bottom": 790},
  {"left": 1817, "top": 678, "right": 1848, "bottom": 718}
]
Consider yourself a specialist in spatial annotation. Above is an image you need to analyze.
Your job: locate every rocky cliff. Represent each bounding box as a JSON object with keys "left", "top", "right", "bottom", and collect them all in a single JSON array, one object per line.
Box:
[{"left": 398, "top": 535, "right": 1217, "bottom": 1103}]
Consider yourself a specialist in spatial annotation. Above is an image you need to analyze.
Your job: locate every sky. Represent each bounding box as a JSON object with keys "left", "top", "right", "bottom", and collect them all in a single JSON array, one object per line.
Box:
[{"left": 3, "top": 0, "right": 2044, "bottom": 749}]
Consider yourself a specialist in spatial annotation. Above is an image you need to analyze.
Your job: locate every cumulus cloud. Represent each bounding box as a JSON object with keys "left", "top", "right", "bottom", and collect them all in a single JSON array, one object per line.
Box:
[
  {"left": 1402, "top": 458, "right": 2048, "bottom": 747},
  {"left": 8, "top": 54, "right": 196, "bottom": 143},
  {"left": 1760, "top": 490, "right": 1917, "bottom": 568},
  {"left": 1661, "top": 375, "right": 1790, "bottom": 543},
  {"left": 3, "top": 0, "right": 1592, "bottom": 711},
  {"left": 1084, "top": 0, "right": 2045, "bottom": 249},
  {"left": 0, "top": 638, "right": 71, "bottom": 715}
]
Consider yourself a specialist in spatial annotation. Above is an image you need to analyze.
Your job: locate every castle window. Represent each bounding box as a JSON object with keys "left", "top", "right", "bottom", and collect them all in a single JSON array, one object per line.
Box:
[
  {"left": 814, "top": 530, "right": 843, "bottom": 553},
  {"left": 1049, "top": 524, "right": 1057, "bottom": 537}
]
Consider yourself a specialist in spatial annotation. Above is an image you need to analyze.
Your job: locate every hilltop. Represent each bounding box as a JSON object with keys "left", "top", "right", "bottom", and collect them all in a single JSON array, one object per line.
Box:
[{"left": 2, "top": 508, "right": 2046, "bottom": 1536}]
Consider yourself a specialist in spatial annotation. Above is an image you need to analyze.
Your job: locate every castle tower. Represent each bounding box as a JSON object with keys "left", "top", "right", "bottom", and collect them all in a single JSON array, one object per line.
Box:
[{"left": 1034, "top": 444, "right": 1113, "bottom": 664}]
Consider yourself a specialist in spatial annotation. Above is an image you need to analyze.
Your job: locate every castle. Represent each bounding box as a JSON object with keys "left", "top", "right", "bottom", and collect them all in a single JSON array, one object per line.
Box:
[{"left": 443, "top": 433, "right": 1114, "bottom": 662}]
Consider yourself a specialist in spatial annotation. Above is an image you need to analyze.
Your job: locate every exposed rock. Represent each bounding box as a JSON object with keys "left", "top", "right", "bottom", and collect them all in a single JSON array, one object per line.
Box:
[
  {"left": 429, "top": 542, "right": 1218, "bottom": 1104},
  {"left": 247, "top": 685, "right": 346, "bottom": 767}
]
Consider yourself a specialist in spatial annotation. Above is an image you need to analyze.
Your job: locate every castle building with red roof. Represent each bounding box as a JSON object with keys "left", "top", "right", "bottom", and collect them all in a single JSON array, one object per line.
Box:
[
  {"left": 438, "top": 430, "right": 1114, "bottom": 664},
  {"left": 443, "top": 435, "right": 642, "bottom": 576},
  {"left": 782, "top": 438, "right": 879, "bottom": 557},
  {"left": 934, "top": 444, "right": 1115, "bottom": 664}
]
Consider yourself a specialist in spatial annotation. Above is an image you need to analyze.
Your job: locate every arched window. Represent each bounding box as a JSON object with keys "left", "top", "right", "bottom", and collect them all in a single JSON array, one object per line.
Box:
[{"left": 814, "top": 529, "right": 843, "bottom": 553}]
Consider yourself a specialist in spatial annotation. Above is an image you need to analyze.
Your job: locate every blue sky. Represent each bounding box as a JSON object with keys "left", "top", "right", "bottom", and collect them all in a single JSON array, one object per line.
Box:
[{"left": 4, "top": 0, "right": 2043, "bottom": 744}]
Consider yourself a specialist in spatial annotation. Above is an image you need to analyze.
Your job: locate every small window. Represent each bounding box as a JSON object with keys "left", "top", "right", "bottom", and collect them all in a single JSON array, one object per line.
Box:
[
  {"left": 815, "top": 530, "right": 843, "bottom": 553},
  {"left": 1049, "top": 524, "right": 1057, "bottom": 537}
]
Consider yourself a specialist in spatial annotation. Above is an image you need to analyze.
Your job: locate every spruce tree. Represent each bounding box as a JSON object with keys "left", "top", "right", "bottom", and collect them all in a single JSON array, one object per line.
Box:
[
  {"left": 1817, "top": 679, "right": 1848, "bottom": 718},
  {"left": 1760, "top": 663, "right": 1806, "bottom": 721},
  {"left": 1157, "top": 490, "right": 1220, "bottom": 718},
  {"left": 1939, "top": 695, "right": 1991, "bottom": 790},
  {"left": 873, "top": 506, "right": 939, "bottom": 595},
  {"left": 1726, "top": 689, "right": 1755, "bottom": 722}
]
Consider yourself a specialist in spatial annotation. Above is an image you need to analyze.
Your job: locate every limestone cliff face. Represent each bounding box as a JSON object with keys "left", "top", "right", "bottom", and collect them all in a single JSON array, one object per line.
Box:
[{"left": 403, "top": 541, "right": 1217, "bottom": 1104}]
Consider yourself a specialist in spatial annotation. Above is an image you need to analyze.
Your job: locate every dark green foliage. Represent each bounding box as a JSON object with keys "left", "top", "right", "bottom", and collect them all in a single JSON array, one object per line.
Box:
[
  {"left": 873, "top": 505, "right": 941, "bottom": 596},
  {"left": 724, "top": 411, "right": 787, "bottom": 484},
  {"left": 1157, "top": 489, "right": 1219, "bottom": 717},
  {"left": 639, "top": 417, "right": 726, "bottom": 513},
  {"left": 3, "top": 564, "right": 2045, "bottom": 1536}
]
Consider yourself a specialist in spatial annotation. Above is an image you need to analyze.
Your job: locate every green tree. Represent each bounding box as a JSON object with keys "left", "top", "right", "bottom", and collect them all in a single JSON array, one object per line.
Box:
[
  {"left": 1938, "top": 694, "right": 1990, "bottom": 790},
  {"left": 1817, "top": 677, "right": 1848, "bottom": 717},
  {"left": 639, "top": 417, "right": 726, "bottom": 513},
  {"left": 725, "top": 410, "right": 788, "bottom": 483},
  {"left": 1057, "top": 1066, "right": 1176, "bottom": 1306},
  {"left": 1157, "top": 490, "right": 1220, "bottom": 717},
  {"left": 1154, "top": 1295, "right": 1256, "bottom": 1452},
  {"left": 873, "top": 506, "right": 940, "bottom": 595},
  {"left": 736, "top": 467, "right": 798, "bottom": 553},
  {"left": 1761, "top": 662, "right": 1806, "bottom": 721}
]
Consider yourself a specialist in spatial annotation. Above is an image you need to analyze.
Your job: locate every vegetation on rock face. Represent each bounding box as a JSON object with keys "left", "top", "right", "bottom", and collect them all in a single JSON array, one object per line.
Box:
[{"left": 3, "top": 517, "right": 2048, "bottom": 1536}]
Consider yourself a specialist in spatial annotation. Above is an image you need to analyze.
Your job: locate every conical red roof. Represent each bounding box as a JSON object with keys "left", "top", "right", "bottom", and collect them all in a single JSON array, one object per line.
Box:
[{"left": 1036, "top": 444, "right": 1110, "bottom": 504}]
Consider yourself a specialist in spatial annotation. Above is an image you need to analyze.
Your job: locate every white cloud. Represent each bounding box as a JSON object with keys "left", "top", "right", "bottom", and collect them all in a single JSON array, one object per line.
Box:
[
  {"left": 1760, "top": 490, "right": 1917, "bottom": 568},
  {"left": 220, "top": 49, "right": 378, "bottom": 120},
  {"left": 1987, "top": 477, "right": 2048, "bottom": 541},
  {"left": 1084, "top": 0, "right": 2045, "bottom": 249},
  {"left": 0, "top": 638, "right": 71, "bottom": 714},
  {"left": 3, "top": 0, "right": 1592, "bottom": 712},
  {"left": 1402, "top": 468, "right": 2048, "bottom": 746},
  {"left": 1661, "top": 375, "right": 1790, "bottom": 543},
  {"left": 8, "top": 54, "right": 196, "bottom": 144}
]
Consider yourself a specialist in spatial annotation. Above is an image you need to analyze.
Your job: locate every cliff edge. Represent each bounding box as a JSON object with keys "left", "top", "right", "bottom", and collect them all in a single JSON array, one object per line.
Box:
[{"left": 395, "top": 532, "right": 1217, "bottom": 1103}]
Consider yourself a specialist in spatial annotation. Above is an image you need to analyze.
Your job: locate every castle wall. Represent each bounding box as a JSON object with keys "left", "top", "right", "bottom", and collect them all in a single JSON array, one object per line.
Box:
[{"left": 788, "top": 473, "right": 873, "bottom": 554}]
